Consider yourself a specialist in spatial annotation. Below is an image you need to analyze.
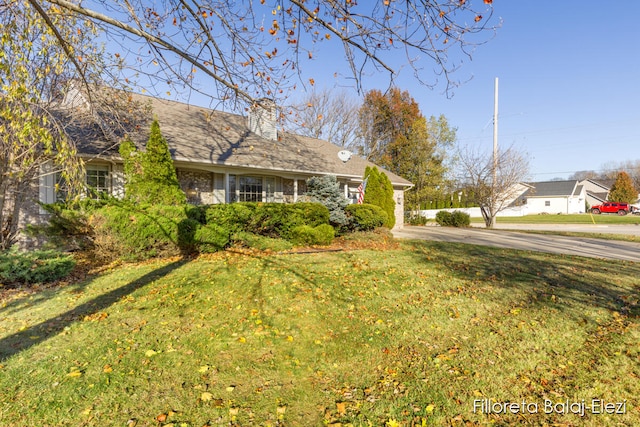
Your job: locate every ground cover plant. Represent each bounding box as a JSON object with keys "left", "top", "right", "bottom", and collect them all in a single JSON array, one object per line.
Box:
[{"left": 0, "top": 242, "right": 638, "bottom": 426}]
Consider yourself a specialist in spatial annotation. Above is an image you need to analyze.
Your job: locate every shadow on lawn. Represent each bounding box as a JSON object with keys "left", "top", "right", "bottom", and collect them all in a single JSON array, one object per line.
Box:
[
  {"left": 405, "top": 240, "right": 640, "bottom": 317},
  {"left": 0, "top": 258, "right": 188, "bottom": 363}
]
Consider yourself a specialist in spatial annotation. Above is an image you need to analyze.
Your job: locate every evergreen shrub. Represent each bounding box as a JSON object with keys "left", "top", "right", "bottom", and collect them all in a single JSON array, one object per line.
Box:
[
  {"left": 195, "top": 223, "right": 231, "bottom": 253},
  {"left": 202, "top": 202, "right": 329, "bottom": 239},
  {"left": 90, "top": 204, "right": 189, "bottom": 260},
  {"left": 305, "top": 175, "right": 349, "bottom": 227},
  {"left": 231, "top": 231, "right": 293, "bottom": 252},
  {"left": 0, "top": 248, "right": 75, "bottom": 285},
  {"left": 204, "top": 203, "right": 257, "bottom": 232},
  {"left": 289, "top": 224, "right": 335, "bottom": 246},
  {"left": 435, "top": 210, "right": 470, "bottom": 227},
  {"left": 362, "top": 166, "right": 395, "bottom": 229},
  {"left": 345, "top": 203, "right": 388, "bottom": 231}
]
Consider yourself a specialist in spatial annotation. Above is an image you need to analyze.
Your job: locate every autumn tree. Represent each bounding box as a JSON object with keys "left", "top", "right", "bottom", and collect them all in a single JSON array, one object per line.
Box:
[
  {"left": 455, "top": 144, "right": 530, "bottom": 228},
  {"left": 608, "top": 171, "right": 638, "bottom": 204},
  {"left": 357, "top": 88, "right": 455, "bottom": 209},
  {"left": 0, "top": 2, "right": 151, "bottom": 249},
  {"left": 14, "top": 0, "right": 497, "bottom": 109},
  {"left": 0, "top": 3, "right": 88, "bottom": 249}
]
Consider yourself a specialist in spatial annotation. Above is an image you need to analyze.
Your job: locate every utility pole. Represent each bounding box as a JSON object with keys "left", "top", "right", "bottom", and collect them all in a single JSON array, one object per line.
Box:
[
  {"left": 493, "top": 77, "right": 498, "bottom": 183},
  {"left": 491, "top": 77, "right": 499, "bottom": 228}
]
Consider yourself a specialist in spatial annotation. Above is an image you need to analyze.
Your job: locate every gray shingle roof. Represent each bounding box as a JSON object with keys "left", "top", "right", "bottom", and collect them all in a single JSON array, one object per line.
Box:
[
  {"left": 77, "top": 94, "right": 412, "bottom": 187},
  {"left": 526, "top": 180, "right": 578, "bottom": 197}
]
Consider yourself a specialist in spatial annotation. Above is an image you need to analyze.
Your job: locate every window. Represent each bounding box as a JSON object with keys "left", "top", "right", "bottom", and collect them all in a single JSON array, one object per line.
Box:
[
  {"left": 53, "top": 165, "right": 110, "bottom": 202},
  {"left": 238, "top": 176, "right": 262, "bottom": 202},
  {"left": 54, "top": 172, "right": 69, "bottom": 203},
  {"left": 545, "top": 201, "right": 551, "bottom": 207},
  {"left": 85, "top": 165, "right": 110, "bottom": 198},
  {"left": 229, "top": 175, "right": 277, "bottom": 202}
]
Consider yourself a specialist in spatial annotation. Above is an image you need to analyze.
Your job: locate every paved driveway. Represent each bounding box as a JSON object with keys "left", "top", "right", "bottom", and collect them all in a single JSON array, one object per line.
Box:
[{"left": 392, "top": 225, "right": 640, "bottom": 262}]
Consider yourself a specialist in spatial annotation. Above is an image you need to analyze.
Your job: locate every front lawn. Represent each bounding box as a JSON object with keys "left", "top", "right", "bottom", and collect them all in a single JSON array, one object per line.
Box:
[{"left": 0, "top": 242, "right": 638, "bottom": 426}]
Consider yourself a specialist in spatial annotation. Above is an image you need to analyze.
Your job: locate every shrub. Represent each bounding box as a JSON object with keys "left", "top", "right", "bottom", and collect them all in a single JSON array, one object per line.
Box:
[
  {"left": 289, "top": 224, "right": 335, "bottom": 246},
  {"left": 345, "top": 203, "right": 388, "bottom": 231},
  {"left": 27, "top": 202, "right": 100, "bottom": 251},
  {"left": 231, "top": 231, "right": 293, "bottom": 252},
  {"left": 119, "top": 120, "right": 186, "bottom": 206},
  {"left": 256, "top": 202, "right": 329, "bottom": 239},
  {"left": 362, "top": 166, "right": 395, "bottom": 229},
  {"left": 177, "top": 218, "right": 200, "bottom": 253},
  {"left": 435, "top": 210, "right": 470, "bottom": 227},
  {"left": 195, "top": 223, "right": 231, "bottom": 253},
  {"left": 0, "top": 248, "right": 76, "bottom": 285},
  {"left": 405, "top": 212, "right": 428, "bottom": 226},
  {"left": 451, "top": 210, "right": 471, "bottom": 227},
  {"left": 202, "top": 202, "right": 329, "bottom": 239},
  {"left": 90, "top": 204, "right": 189, "bottom": 260},
  {"left": 204, "top": 203, "right": 257, "bottom": 233},
  {"left": 305, "top": 175, "right": 349, "bottom": 227}
]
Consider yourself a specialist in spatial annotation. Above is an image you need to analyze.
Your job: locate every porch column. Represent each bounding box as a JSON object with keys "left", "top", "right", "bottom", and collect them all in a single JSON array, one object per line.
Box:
[
  {"left": 224, "top": 172, "right": 229, "bottom": 203},
  {"left": 293, "top": 179, "right": 298, "bottom": 202}
]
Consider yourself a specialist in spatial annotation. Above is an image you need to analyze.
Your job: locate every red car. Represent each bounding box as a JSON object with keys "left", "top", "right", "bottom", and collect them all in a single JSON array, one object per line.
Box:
[{"left": 591, "top": 202, "right": 630, "bottom": 215}]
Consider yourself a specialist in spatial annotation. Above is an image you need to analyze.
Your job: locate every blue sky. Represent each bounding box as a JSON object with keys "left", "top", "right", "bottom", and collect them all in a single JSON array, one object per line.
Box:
[
  {"left": 429, "top": 1, "right": 640, "bottom": 180},
  {"left": 165, "top": 1, "right": 639, "bottom": 180},
  {"left": 282, "top": 1, "right": 640, "bottom": 180}
]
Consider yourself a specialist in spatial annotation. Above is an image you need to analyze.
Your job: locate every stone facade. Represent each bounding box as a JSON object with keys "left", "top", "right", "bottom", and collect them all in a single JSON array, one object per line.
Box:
[{"left": 177, "top": 169, "right": 215, "bottom": 205}]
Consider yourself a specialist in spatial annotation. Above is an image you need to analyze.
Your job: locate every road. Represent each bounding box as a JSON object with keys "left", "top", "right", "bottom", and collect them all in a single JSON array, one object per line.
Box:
[{"left": 392, "top": 225, "right": 640, "bottom": 262}]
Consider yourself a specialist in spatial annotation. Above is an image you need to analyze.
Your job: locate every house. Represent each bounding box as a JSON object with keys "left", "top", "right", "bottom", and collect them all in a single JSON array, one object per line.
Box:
[
  {"left": 23, "top": 93, "right": 412, "bottom": 233},
  {"left": 578, "top": 178, "right": 612, "bottom": 208},
  {"left": 521, "top": 180, "right": 586, "bottom": 214}
]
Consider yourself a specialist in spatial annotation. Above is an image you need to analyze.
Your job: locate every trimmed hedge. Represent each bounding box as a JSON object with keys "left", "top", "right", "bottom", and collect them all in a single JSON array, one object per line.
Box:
[
  {"left": 201, "top": 202, "right": 330, "bottom": 239},
  {"left": 0, "top": 248, "right": 76, "bottom": 285},
  {"left": 231, "top": 232, "right": 294, "bottom": 252},
  {"left": 435, "top": 210, "right": 471, "bottom": 227},
  {"left": 89, "top": 202, "right": 332, "bottom": 260},
  {"left": 195, "top": 223, "right": 231, "bottom": 253},
  {"left": 90, "top": 204, "right": 194, "bottom": 260},
  {"left": 345, "top": 203, "right": 388, "bottom": 231},
  {"left": 289, "top": 224, "right": 335, "bottom": 246}
]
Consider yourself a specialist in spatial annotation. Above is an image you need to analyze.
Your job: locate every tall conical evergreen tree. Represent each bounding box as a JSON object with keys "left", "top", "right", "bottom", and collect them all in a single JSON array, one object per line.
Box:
[
  {"left": 363, "top": 166, "right": 395, "bottom": 228},
  {"left": 119, "top": 119, "right": 186, "bottom": 205}
]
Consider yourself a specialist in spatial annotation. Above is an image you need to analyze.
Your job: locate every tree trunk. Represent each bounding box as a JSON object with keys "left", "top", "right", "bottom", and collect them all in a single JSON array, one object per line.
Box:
[{"left": 481, "top": 206, "right": 495, "bottom": 228}]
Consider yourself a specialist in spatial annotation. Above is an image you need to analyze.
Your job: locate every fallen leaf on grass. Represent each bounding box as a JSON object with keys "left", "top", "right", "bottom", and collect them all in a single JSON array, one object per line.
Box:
[{"left": 200, "top": 392, "right": 214, "bottom": 401}]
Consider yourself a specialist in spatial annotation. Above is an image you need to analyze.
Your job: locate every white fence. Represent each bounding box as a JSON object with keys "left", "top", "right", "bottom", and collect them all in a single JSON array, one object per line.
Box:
[{"left": 414, "top": 206, "right": 530, "bottom": 219}]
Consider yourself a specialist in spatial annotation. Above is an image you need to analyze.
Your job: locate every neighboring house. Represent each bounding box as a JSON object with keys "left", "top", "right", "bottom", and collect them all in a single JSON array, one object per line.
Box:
[
  {"left": 521, "top": 180, "right": 586, "bottom": 214},
  {"left": 578, "top": 179, "right": 611, "bottom": 208},
  {"left": 23, "top": 93, "right": 412, "bottom": 233}
]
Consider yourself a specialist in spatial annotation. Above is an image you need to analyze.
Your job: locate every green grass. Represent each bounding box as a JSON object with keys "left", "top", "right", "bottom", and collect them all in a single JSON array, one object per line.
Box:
[
  {"left": 470, "top": 213, "right": 640, "bottom": 225},
  {"left": 503, "top": 229, "right": 640, "bottom": 243},
  {"left": 0, "top": 243, "right": 638, "bottom": 426}
]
